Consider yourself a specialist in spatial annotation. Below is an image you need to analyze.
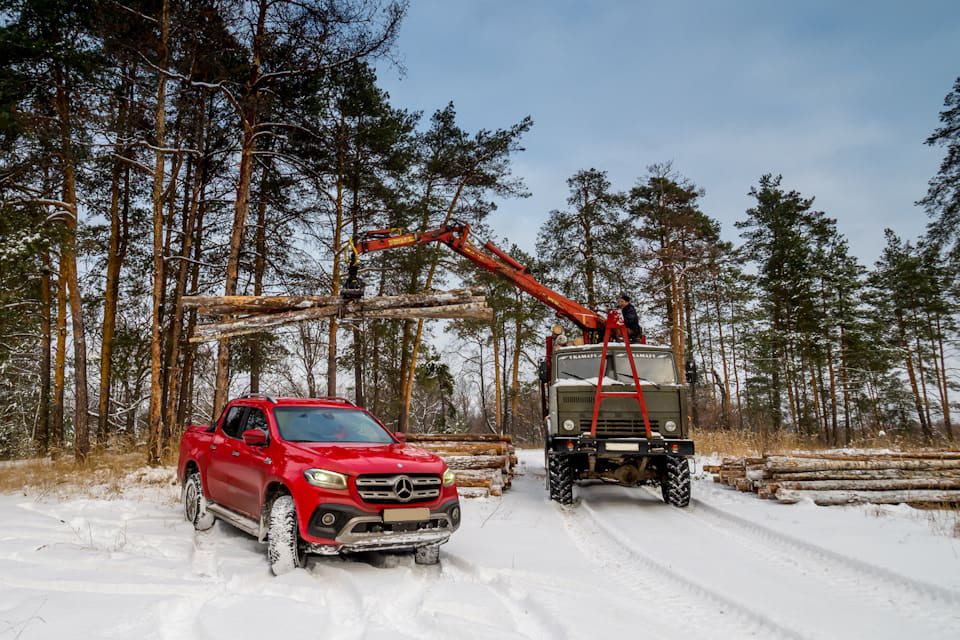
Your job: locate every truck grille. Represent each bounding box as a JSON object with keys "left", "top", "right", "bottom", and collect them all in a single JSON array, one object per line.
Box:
[
  {"left": 355, "top": 474, "right": 441, "bottom": 504},
  {"left": 579, "top": 419, "right": 660, "bottom": 438}
]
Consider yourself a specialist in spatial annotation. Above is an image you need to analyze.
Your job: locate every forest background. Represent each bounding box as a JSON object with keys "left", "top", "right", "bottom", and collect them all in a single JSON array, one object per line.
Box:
[{"left": 1, "top": 0, "right": 959, "bottom": 462}]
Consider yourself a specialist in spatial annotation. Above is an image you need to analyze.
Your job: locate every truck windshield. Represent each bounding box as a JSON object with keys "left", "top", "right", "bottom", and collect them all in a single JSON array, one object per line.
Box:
[
  {"left": 556, "top": 350, "right": 677, "bottom": 384},
  {"left": 272, "top": 407, "right": 395, "bottom": 444}
]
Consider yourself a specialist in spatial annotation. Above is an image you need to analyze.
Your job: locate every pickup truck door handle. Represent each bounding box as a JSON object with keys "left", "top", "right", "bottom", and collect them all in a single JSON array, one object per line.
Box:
[
  {"left": 231, "top": 450, "right": 240, "bottom": 457},
  {"left": 209, "top": 444, "right": 217, "bottom": 450}
]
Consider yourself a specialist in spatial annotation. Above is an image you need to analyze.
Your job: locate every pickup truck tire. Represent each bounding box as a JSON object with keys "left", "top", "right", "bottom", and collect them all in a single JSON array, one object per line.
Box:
[
  {"left": 548, "top": 454, "right": 574, "bottom": 505},
  {"left": 661, "top": 456, "right": 691, "bottom": 507},
  {"left": 267, "top": 495, "right": 304, "bottom": 575},
  {"left": 414, "top": 543, "right": 440, "bottom": 565},
  {"left": 184, "top": 472, "right": 216, "bottom": 531}
]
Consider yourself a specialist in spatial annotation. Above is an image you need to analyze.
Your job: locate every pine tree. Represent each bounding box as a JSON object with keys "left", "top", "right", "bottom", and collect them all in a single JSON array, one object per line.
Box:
[{"left": 536, "top": 169, "right": 632, "bottom": 312}]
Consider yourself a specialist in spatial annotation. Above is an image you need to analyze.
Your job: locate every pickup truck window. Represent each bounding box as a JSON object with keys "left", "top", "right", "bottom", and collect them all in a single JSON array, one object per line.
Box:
[
  {"left": 222, "top": 406, "right": 247, "bottom": 439},
  {"left": 245, "top": 408, "right": 268, "bottom": 433},
  {"left": 273, "top": 407, "right": 394, "bottom": 444}
]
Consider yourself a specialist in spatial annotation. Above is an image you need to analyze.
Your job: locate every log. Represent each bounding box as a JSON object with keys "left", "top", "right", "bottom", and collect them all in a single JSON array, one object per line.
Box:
[
  {"left": 410, "top": 443, "right": 509, "bottom": 456},
  {"left": 406, "top": 434, "right": 512, "bottom": 443},
  {"left": 441, "top": 455, "right": 509, "bottom": 471},
  {"left": 184, "top": 287, "right": 485, "bottom": 312},
  {"left": 191, "top": 304, "right": 341, "bottom": 341},
  {"left": 190, "top": 292, "right": 490, "bottom": 342},
  {"left": 765, "top": 457, "right": 960, "bottom": 473},
  {"left": 763, "top": 469, "right": 960, "bottom": 481},
  {"left": 769, "top": 451, "right": 960, "bottom": 462},
  {"left": 770, "top": 478, "right": 960, "bottom": 492},
  {"left": 775, "top": 488, "right": 960, "bottom": 506},
  {"left": 350, "top": 302, "right": 492, "bottom": 320}
]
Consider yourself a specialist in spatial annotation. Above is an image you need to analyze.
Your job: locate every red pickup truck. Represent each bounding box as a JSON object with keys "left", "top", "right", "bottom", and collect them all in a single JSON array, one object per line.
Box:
[{"left": 177, "top": 394, "right": 461, "bottom": 574}]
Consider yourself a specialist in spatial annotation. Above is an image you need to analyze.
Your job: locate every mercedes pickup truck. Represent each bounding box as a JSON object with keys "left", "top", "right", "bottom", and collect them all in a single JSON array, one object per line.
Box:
[{"left": 177, "top": 395, "right": 461, "bottom": 575}]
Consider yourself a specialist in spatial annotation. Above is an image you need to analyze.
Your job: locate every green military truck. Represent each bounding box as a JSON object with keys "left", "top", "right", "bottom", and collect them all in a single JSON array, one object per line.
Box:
[{"left": 542, "top": 340, "right": 695, "bottom": 506}]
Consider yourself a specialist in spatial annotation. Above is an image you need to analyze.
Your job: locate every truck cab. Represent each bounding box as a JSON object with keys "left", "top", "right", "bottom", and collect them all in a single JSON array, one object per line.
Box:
[{"left": 544, "top": 342, "right": 695, "bottom": 506}]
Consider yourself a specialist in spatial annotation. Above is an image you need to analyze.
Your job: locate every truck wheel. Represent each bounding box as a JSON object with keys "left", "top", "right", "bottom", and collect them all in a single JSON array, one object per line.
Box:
[
  {"left": 183, "top": 472, "right": 216, "bottom": 531},
  {"left": 548, "top": 454, "right": 574, "bottom": 505},
  {"left": 660, "top": 456, "right": 691, "bottom": 507},
  {"left": 414, "top": 543, "right": 440, "bottom": 565},
  {"left": 267, "top": 495, "right": 304, "bottom": 575}
]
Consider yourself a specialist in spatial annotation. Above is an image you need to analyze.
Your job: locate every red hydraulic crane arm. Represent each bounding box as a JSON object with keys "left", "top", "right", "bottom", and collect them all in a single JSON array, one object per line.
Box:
[{"left": 350, "top": 224, "right": 604, "bottom": 333}]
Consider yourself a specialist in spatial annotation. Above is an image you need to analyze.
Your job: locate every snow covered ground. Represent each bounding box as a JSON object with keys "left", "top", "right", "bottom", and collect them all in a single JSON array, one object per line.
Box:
[{"left": 1, "top": 450, "right": 959, "bottom": 639}]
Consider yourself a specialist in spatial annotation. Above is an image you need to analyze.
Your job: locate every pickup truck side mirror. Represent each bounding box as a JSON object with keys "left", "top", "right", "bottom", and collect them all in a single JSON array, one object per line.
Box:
[
  {"left": 685, "top": 360, "right": 698, "bottom": 385},
  {"left": 538, "top": 360, "right": 549, "bottom": 384},
  {"left": 242, "top": 429, "right": 268, "bottom": 447},
  {"left": 393, "top": 432, "right": 407, "bottom": 443}
]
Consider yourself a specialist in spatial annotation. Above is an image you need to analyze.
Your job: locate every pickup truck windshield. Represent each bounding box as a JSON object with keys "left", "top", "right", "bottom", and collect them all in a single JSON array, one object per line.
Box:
[
  {"left": 273, "top": 407, "right": 394, "bottom": 444},
  {"left": 556, "top": 350, "right": 677, "bottom": 384}
]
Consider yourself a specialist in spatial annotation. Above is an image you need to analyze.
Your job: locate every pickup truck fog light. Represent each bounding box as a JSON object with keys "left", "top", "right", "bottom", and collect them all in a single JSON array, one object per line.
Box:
[
  {"left": 304, "top": 468, "right": 348, "bottom": 490},
  {"left": 320, "top": 512, "right": 336, "bottom": 526},
  {"left": 442, "top": 468, "right": 456, "bottom": 487},
  {"left": 664, "top": 420, "right": 678, "bottom": 433},
  {"left": 562, "top": 419, "right": 576, "bottom": 432}
]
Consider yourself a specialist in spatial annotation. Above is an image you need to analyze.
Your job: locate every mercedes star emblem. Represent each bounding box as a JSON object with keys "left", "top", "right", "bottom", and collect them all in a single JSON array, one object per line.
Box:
[{"left": 393, "top": 475, "right": 414, "bottom": 502}]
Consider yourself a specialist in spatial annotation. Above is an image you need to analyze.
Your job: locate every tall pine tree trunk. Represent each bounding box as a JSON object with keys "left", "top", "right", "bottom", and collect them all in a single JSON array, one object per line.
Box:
[
  {"left": 38, "top": 251, "right": 52, "bottom": 453},
  {"left": 399, "top": 181, "right": 465, "bottom": 431},
  {"left": 250, "top": 165, "right": 268, "bottom": 394},
  {"left": 935, "top": 314, "right": 953, "bottom": 441},
  {"left": 213, "top": 0, "right": 267, "bottom": 421},
  {"left": 52, "top": 264, "right": 66, "bottom": 450},
  {"left": 53, "top": 66, "right": 90, "bottom": 462},
  {"left": 146, "top": 0, "right": 170, "bottom": 464},
  {"left": 898, "top": 311, "right": 931, "bottom": 441}
]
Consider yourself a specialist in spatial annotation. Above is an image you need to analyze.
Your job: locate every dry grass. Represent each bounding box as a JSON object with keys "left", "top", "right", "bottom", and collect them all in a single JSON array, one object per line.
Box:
[
  {"left": 691, "top": 428, "right": 959, "bottom": 459},
  {"left": 692, "top": 429, "right": 821, "bottom": 458},
  {"left": 0, "top": 450, "right": 176, "bottom": 498}
]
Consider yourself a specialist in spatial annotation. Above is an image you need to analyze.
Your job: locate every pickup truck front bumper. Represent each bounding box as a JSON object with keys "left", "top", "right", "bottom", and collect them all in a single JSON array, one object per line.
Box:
[{"left": 303, "top": 498, "right": 461, "bottom": 554}]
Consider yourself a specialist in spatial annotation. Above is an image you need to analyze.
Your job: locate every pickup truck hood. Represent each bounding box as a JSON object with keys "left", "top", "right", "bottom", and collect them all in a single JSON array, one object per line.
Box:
[{"left": 285, "top": 442, "right": 445, "bottom": 475}]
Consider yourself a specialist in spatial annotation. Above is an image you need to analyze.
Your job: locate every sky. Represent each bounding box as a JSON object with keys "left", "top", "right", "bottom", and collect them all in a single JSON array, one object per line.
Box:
[{"left": 377, "top": 0, "right": 960, "bottom": 268}]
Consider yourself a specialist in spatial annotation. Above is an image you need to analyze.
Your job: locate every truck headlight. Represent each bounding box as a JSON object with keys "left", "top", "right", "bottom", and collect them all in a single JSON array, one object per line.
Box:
[
  {"left": 562, "top": 419, "right": 576, "bottom": 432},
  {"left": 663, "top": 420, "right": 677, "bottom": 434},
  {"left": 442, "top": 468, "right": 456, "bottom": 487},
  {"left": 304, "top": 468, "right": 348, "bottom": 490}
]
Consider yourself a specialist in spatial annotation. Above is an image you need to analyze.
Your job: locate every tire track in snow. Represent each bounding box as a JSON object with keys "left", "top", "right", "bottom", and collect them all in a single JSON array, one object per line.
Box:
[
  {"left": 683, "top": 494, "right": 960, "bottom": 610},
  {"left": 566, "top": 500, "right": 808, "bottom": 640},
  {"left": 442, "top": 551, "right": 572, "bottom": 640}
]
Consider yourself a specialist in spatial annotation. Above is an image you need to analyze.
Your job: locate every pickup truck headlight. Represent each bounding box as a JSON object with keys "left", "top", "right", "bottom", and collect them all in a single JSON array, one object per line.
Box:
[
  {"left": 304, "top": 468, "right": 348, "bottom": 490},
  {"left": 442, "top": 468, "right": 456, "bottom": 487},
  {"left": 663, "top": 420, "right": 678, "bottom": 434}
]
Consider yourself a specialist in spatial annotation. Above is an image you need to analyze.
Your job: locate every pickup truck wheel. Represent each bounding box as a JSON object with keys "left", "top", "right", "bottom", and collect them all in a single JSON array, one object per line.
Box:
[
  {"left": 414, "top": 543, "right": 440, "bottom": 565},
  {"left": 660, "top": 456, "right": 691, "bottom": 507},
  {"left": 184, "top": 472, "right": 216, "bottom": 531},
  {"left": 267, "top": 495, "right": 304, "bottom": 575},
  {"left": 548, "top": 454, "right": 573, "bottom": 505}
]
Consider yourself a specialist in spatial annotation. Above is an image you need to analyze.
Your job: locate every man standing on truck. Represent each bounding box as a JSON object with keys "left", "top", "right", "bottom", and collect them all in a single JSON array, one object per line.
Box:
[{"left": 618, "top": 294, "right": 642, "bottom": 342}]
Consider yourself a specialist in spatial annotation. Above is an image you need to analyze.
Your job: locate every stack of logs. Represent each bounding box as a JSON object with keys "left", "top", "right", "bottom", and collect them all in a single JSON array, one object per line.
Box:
[
  {"left": 183, "top": 287, "right": 491, "bottom": 342},
  {"left": 405, "top": 433, "right": 517, "bottom": 497},
  {"left": 712, "top": 450, "right": 960, "bottom": 507}
]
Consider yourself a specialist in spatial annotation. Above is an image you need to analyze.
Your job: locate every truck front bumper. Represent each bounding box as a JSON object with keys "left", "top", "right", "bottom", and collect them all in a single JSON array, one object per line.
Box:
[
  {"left": 549, "top": 437, "right": 695, "bottom": 456},
  {"left": 303, "top": 498, "right": 461, "bottom": 554}
]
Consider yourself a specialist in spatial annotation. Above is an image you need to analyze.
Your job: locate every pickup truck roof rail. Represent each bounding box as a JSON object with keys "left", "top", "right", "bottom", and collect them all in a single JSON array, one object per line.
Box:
[
  {"left": 314, "top": 396, "right": 356, "bottom": 406},
  {"left": 239, "top": 393, "right": 277, "bottom": 404}
]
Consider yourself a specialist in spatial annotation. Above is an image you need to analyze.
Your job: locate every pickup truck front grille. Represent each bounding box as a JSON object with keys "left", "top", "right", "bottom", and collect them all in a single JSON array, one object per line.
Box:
[
  {"left": 580, "top": 419, "right": 661, "bottom": 438},
  {"left": 355, "top": 474, "right": 441, "bottom": 504}
]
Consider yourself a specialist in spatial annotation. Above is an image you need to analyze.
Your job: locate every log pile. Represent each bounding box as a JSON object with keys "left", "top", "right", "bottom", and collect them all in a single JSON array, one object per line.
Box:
[
  {"left": 182, "top": 287, "right": 491, "bottom": 342},
  {"left": 405, "top": 433, "right": 517, "bottom": 498},
  {"left": 713, "top": 450, "right": 960, "bottom": 507}
]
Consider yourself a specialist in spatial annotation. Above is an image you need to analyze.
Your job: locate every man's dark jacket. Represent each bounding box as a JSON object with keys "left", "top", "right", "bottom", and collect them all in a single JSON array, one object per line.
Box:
[{"left": 621, "top": 303, "right": 640, "bottom": 338}]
